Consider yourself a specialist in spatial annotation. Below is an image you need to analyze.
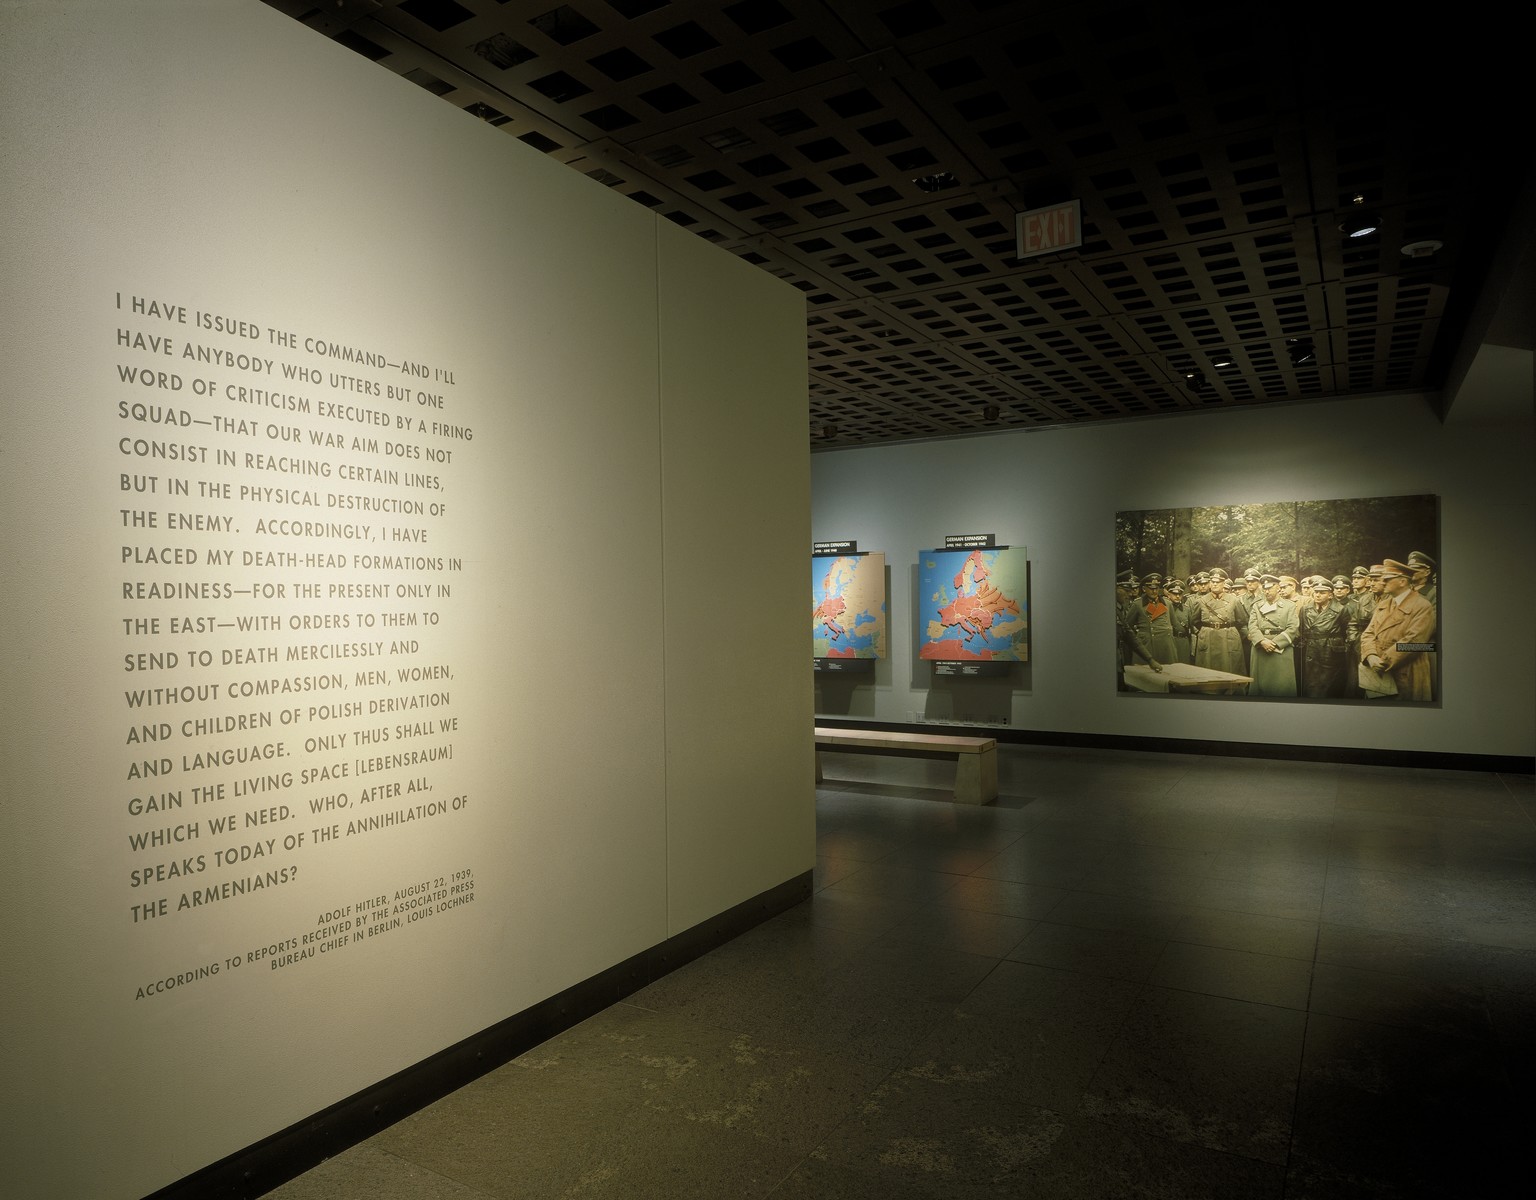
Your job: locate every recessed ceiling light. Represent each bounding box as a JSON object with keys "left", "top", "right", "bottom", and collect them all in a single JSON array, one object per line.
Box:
[{"left": 1339, "top": 193, "right": 1380, "bottom": 238}]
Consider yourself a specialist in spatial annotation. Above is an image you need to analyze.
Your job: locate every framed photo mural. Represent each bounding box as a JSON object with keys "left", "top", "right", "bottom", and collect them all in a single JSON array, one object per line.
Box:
[{"left": 1115, "top": 495, "right": 1439, "bottom": 703}]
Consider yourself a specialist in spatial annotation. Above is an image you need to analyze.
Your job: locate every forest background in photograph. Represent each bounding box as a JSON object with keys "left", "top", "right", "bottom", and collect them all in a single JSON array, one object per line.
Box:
[{"left": 1116, "top": 495, "right": 1438, "bottom": 581}]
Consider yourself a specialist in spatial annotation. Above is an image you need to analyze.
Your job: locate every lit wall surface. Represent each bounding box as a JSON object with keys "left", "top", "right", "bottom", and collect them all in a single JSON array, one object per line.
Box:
[
  {"left": 812, "top": 383, "right": 1535, "bottom": 757},
  {"left": 0, "top": 3, "right": 810, "bottom": 1196}
]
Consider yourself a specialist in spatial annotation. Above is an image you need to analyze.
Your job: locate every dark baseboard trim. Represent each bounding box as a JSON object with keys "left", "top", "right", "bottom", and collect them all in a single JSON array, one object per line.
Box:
[
  {"left": 145, "top": 870, "right": 814, "bottom": 1200},
  {"left": 813, "top": 718, "right": 1534, "bottom": 775}
]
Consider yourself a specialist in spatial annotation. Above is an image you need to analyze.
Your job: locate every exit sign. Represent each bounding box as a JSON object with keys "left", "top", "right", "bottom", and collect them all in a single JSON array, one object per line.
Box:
[{"left": 1015, "top": 200, "right": 1082, "bottom": 258}]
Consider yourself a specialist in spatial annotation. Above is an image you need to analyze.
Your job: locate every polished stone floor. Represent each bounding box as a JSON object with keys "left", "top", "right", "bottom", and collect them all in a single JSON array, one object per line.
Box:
[{"left": 268, "top": 745, "right": 1535, "bottom": 1199}]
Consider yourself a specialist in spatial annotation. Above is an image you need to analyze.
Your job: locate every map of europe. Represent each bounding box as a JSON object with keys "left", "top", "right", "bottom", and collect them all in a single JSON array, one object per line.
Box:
[
  {"left": 812, "top": 553, "right": 887, "bottom": 658},
  {"left": 918, "top": 548, "right": 1029, "bottom": 661}
]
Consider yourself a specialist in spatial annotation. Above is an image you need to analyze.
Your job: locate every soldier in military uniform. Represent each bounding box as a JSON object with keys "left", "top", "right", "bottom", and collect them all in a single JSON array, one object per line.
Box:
[
  {"left": 1184, "top": 575, "right": 1208, "bottom": 661},
  {"left": 1247, "top": 573, "right": 1299, "bottom": 696},
  {"left": 1359, "top": 558, "right": 1437, "bottom": 701},
  {"left": 1165, "top": 579, "right": 1193, "bottom": 663},
  {"left": 1194, "top": 567, "right": 1245, "bottom": 688},
  {"left": 1357, "top": 565, "right": 1382, "bottom": 627},
  {"left": 1284, "top": 576, "right": 1309, "bottom": 689},
  {"left": 1237, "top": 569, "right": 1262, "bottom": 672},
  {"left": 1139, "top": 572, "right": 1178, "bottom": 664},
  {"left": 1300, "top": 575, "right": 1358, "bottom": 698},
  {"left": 1408, "top": 550, "right": 1437, "bottom": 607},
  {"left": 1406, "top": 550, "right": 1438, "bottom": 698},
  {"left": 1331, "top": 574, "right": 1363, "bottom": 696},
  {"left": 1115, "top": 570, "right": 1162, "bottom": 689}
]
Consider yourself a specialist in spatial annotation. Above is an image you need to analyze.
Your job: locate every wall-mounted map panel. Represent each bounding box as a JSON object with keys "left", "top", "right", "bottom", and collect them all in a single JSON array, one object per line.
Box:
[
  {"left": 813, "top": 552, "right": 887, "bottom": 660},
  {"left": 917, "top": 547, "right": 1029, "bottom": 662}
]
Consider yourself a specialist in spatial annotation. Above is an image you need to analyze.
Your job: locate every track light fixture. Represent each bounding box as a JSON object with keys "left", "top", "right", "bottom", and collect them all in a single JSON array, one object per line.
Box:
[
  {"left": 982, "top": 404, "right": 1000, "bottom": 423},
  {"left": 1184, "top": 368, "right": 1207, "bottom": 391},
  {"left": 1339, "top": 194, "right": 1380, "bottom": 239},
  {"left": 820, "top": 423, "right": 838, "bottom": 440},
  {"left": 1286, "top": 338, "right": 1316, "bottom": 367},
  {"left": 913, "top": 172, "right": 958, "bottom": 193},
  {"left": 1210, "top": 350, "right": 1234, "bottom": 368}
]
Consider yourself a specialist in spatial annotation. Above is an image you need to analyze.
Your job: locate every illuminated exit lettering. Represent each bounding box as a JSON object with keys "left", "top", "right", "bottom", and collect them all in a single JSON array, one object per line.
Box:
[{"left": 1015, "top": 200, "right": 1082, "bottom": 258}]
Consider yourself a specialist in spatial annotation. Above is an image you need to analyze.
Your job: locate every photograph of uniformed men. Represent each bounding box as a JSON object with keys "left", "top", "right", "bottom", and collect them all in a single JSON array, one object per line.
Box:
[{"left": 1115, "top": 496, "right": 1438, "bottom": 702}]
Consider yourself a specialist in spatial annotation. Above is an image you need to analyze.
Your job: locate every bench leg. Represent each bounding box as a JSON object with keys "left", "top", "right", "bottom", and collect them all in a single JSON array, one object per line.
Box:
[{"left": 954, "top": 748, "right": 998, "bottom": 805}]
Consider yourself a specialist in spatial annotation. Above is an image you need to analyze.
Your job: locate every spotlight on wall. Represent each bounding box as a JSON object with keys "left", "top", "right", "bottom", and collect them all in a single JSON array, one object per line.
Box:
[
  {"left": 1286, "top": 338, "right": 1316, "bottom": 367},
  {"left": 1339, "top": 194, "right": 1380, "bottom": 239}
]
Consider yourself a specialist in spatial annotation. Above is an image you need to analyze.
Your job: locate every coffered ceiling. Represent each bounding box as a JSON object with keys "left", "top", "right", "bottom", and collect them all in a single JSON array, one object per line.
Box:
[{"left": 263, "top": 0, "right": 1531, "bottom": 449}]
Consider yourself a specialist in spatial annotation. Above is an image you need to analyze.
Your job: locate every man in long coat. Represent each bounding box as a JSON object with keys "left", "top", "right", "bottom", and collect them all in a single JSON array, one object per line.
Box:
[
  {"left": 1194, "top": 568, "right": 1245, "bottom": 685},
  {"left": 1301, "top": 576, "right": 1357, "bottom": 698},
  {"left": 1247, "top": 573, "right": 1299, "bottom": 696},
  {"left": 1359, "top": 558, "right": 1437, "bottom": 701}
]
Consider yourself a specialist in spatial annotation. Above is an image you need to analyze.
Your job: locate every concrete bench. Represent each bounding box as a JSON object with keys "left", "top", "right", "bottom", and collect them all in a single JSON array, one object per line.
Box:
[{"left": 813, "top": 726, "right": 998, "bottom": 805}]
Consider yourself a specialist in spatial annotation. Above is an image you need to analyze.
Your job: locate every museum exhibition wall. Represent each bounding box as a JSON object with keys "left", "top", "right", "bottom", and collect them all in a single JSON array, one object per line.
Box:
[
  {"left": 0, "top": 2, "right": 810, "bottom": 1196},
  {"left": 811, "top": 365, "right": 1535, "bottom": 759}
]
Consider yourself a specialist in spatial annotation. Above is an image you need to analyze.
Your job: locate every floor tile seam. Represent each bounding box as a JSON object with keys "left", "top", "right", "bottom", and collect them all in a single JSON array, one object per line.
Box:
[
  {"left": 1158, "top": 931, "right": 1323, "bottom": 968},
  {"left": 1011, "top": 912, "right": 1181, "bottom": 940},
  {"left": 1307, "top": 956, "right": 1499, "bottom": 1006},
  {"left": 1319, "top": 857, "right": 1528, "bottom": 892},
  {"left": 1280, "top": 1007, "right": 1314, "bottom": 1194},
  {"left": 1071, "top": 979, "right": 1155, "bottom": 1120},
  {"left": 1179, "top": 895, "right": 1325, "bottom": 923},
  {"left": 1498, "top": 773, "right": 1536, "bottom": 830},
  {"left": 930, "top": 892, "right": 1068, "bottom": 924},
  {"left": 1135, "top": 976, "right": 1314, "bottom": 1015},
  {"left": 1324, "top": 840, "right": 1536, "bottom": 867},
  {"left": 370, "top": 1142, "right": 503, "bottom": 1198},
  {"left": 1053, "top": 877, "right": 1210, "bottom": 904},
  {"left": 1298, "top": 1003, "right": 1504, "bottom": 1052},
  {"left": 1319, "top": 919, "right": 1536, "bottom": 959}
]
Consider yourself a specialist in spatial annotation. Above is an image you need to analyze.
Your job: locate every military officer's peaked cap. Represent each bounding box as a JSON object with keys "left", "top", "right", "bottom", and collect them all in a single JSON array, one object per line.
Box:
[
  {"left": 1193, "top": 571, "right": 1210, "bottom": 583},
  {"left": 1243, "top": 568, "right": 1261, "bottom": 581},
  {"left": 1116, "top": 569, "right": 1136, "bottom": 586},
  {"left": 1380, "top": 559, "right": 1412, "bottom": 578},
  {"left": 1350, "top": 565, "right": 1369, "bottom": 577},
  {"left": 1368, "top": 564, "right": 1385, "bottom": 577},
  {"left": 1143, "top": 572, "right": 1164, "bottom": 584},
  {"left": 1407, "top": 550, "right": 1436, "bottom": 569},
  {"left": 1331, "top": 575, "right": 1350, "bottom": 587},
  {"left": 1207, "top": 567, "right": 1229, "bottom": 580}
]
